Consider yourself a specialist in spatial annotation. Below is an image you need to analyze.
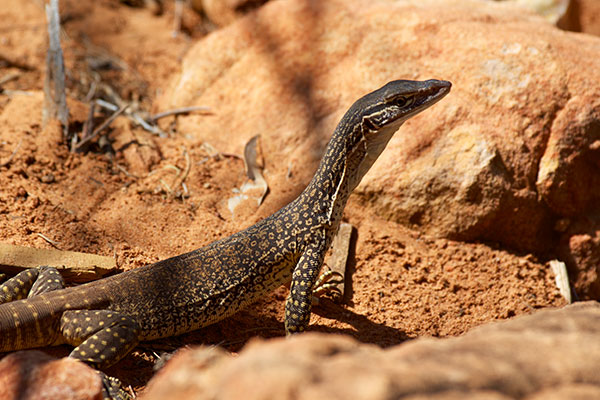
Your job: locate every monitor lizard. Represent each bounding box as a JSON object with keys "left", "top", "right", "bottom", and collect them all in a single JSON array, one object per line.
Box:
[{"left": 0, "top": 79, "right": 451, "bottom": 393}]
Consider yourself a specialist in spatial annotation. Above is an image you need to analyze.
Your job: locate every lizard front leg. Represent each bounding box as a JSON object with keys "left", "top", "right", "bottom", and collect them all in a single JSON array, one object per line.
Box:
[
  {"left": 285, "top": 231, "right": 329, "bottom": 334},
  {"left": 60, "top": 310, "right": 140, "bottom": 368},
  {"left": 60, "top": 310, "right": 139, "bottom": 400}
]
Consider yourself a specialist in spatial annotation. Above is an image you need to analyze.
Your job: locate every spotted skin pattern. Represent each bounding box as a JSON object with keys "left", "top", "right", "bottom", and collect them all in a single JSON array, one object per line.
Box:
[
  {"left": 0, "top": 266, "right": 63, "bottom": 304},
  {"left": 0, "top": 80, "right": 451, "bottom": 375}
]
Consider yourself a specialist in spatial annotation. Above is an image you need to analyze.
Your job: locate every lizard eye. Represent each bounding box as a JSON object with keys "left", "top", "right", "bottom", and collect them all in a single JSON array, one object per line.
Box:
[{"left": 395, "top": 96, "right": 413, "bottom": 108}]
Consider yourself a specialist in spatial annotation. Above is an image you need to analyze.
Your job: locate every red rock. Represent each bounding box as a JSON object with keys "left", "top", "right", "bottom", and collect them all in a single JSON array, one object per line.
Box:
[
  {"left": 0, "top": 351, "right": 103, "bottom": 400},
  {"left": 526, "top": 384, "right": 600, "bottom": 400},
  {"left": 143, "top": 302, "right": 600, "bottom": 400},
  {"left": 157, "top": 0, "right": 600, "bottom": 256},
  {"left": 560, "top": 0, "right": 600, "bottom": 36},
  {"left": 558, "top": 215, "right": 600, "bottom": 299}
]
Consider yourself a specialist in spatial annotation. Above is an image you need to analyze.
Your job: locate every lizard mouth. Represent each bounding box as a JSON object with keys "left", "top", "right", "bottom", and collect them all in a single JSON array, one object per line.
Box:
[{"left": 410, "top": 80, "right": 452, "bottom": 115}]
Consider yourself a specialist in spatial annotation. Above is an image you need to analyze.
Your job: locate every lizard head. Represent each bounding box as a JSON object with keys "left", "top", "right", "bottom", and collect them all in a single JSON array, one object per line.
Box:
[
  {"left": 296, "top": 79, "right": 451, "bottom": 225},
  {"left": 343, "top": 79, "right": 452, "bottom": 191},
  {"left": 359, "top": 79, "right": 451, "bottom": 132}
]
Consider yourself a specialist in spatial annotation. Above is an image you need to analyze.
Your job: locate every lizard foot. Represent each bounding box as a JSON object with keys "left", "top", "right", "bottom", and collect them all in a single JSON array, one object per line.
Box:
[
  {"left": 311, "top": 268, "right": 344, "bottom": 302},
  {"left": 98, "top": 371, "right": 130, "bottom": 400}
]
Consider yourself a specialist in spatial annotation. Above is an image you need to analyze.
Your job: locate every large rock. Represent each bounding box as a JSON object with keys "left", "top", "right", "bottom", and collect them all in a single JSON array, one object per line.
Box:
[
  {"left": 559, "top": 0, "right": 600, "bottom": 36},
  {"left": 0, "top": 351, "right": 102, "bottom": 400},
  {"left": 157, "top": 0, "right": 600, "bottom": 280},
  {"left": 142, "top": 302, "right": 600, "bottom": 400},
  {"left": 558, "top": 214, "right": 600, "bottom": 299},
  {"left": 496, "top": 0, "right": 570, "bottom": 23}
]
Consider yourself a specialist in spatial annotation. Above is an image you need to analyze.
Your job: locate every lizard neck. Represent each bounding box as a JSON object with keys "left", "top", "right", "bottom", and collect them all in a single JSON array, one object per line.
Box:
[
  {"left": 293, "top": 126, "right": 352, "bottom": 229},
  {"left": 293, "top": 114, "right": 401, "bottom": 229}
]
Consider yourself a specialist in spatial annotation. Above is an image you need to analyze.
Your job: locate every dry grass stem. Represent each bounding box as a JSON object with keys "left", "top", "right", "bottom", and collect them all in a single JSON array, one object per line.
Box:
[
  {"left": 43, "top": 0, "right": 69, "bottom": 136},
  {"left": 0, "top": 243, "right": 117, "bottom": 284},
  {"left": 170, "top": 148, "right": 192, "bottom": 197},
  {"left": 0, "top": 72, "right": 21, "bottom": 86},
  {"left": 74, "top": 104, "right": 128, "bottom": 151},
  {"left": 150, "top": 106, "right": 211, "bottom": 122},
  {"left": 36, "top": 232, "right": 60, "bottom": 249},
  {"left": 0, "top": 138, "right": 23, "bottom": 167}
]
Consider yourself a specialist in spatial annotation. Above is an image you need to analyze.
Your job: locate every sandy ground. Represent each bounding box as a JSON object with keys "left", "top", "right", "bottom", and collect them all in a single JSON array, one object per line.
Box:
[{"left": 0, "top": 0, "right": 565, "bottom": 394}]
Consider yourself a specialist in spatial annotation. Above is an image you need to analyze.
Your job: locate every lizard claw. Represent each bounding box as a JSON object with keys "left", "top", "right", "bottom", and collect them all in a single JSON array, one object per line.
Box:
[
  {"left": 312, "top": 268, "right": 344, "bottom": 301},
  {"left": 98, "top": 371, "right": 130, "bottom": 400}
]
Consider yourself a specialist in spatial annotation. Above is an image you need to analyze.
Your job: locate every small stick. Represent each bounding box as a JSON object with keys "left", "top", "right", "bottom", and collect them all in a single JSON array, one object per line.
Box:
[
  {"left": 43, "top": 0, "right": 69, "bottom": 137},
  {"left": 181, "top": 182, "right": 189, "bottom": 197},
  {"left": 83, "top": 80, "right": 97, "bottom": 103},
  {"left": 74, "top": 104, "right": 128, "bottom": 151},
  {"left": 71, "top": 102, "right": 97, "bottom": 152},
  {"left": 115, "top": 163, "right": 139, "bottom": 179},
  {"left": 171, "top": 148, "right": 191, "bottom": 196},
  {"left": 97, "top": 82, "right": 126, "bottom": 109},
  {"left": 83, "top": 102, "right": 97, "bottom": 139},
  {"left": 72, "top": 102, "right": 97, "bottom": 153},
  {"left": 130, "top": 113, "right": 166, "bottom": 136},
  {"left": 159, "top": 179, "right": 173, "bottom": 195},
  {"left": 325, "top": 223, "right": 353, "bottom": 302},
  {"left": 200, "top": 142, "right": 220, "bottom": 157},
  {"left": 150, "top": 106, "right": 211, "bottom": 122},
  {"left": 2, "top": 90, "right": 35, "bottom": 97},
  {"left": 0, "top": 72, "right": 21, "bottom": 86},
  {"left": 147, "top": 164, "right": 180, "bottom": 177},
  {"left": 0, "top": 138, "right": 23, "bottom": 167},
  {"left": 172, "top": 0, "right": 184, "bottom": 37},
  {"left": 95, "top": 98, "right": 119, "bottom": 112},
  {"left": 549, "top": 260, "right": 572, "bottom": 304},
  {"left": 220, "top": 152, "right": 243, "bottom": 160},
  {"left": 0, "top": 243, "right": 117, "bottom": 284},
  {"left": 36, "top": 232, "right": 60, "bottom": 249}
]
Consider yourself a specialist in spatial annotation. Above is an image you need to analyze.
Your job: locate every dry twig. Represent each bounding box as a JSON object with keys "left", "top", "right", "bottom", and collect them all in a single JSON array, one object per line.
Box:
[
  {"left": 549, "top": 260, "right": 572, "bottom": 304},
  {"left": 0, "top": 139, "right": 23, "bottom": 167},
  {"left": 322, "top": 222, "right": 353, "bottom": 302},
  {"left": 95, "top": 98, "right": 119, "bottom": 112},
  {"left": 171, "top": 148, "right": 192, "bottom": 197},
  {"left": 0, "top": 243, "right": 117, "bottom": 283},
  {"left": 43, "top": 0, "right": 69, "bottom": 137},
  {"left": 172, "top": 0, "right": 184, "bottom": 37},
  {"left": 36, "top": 233, "right": 60, "bottom": 249},
  {"left": 150, "top": 106, "right": 211, "bottom": 122},
  {"left": 74, "top": 104, "right": 128, "bottom": 151},
  {"left": 115, "top": 163, "right": 140, "bottom": 179},
  {"left": 0, "top": 72, "right": 21, "bottom": 86},
  {"left": 82, "top": 102, "right": 97, "bottom": 140}
]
